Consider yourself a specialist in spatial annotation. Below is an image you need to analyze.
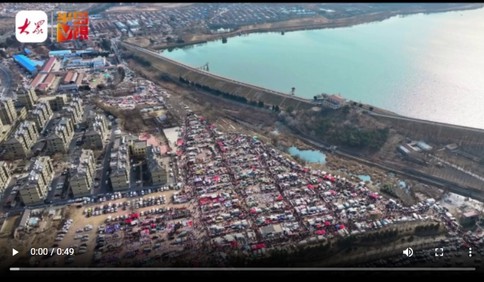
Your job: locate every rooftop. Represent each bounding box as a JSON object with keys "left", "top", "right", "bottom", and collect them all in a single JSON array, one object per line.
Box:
[{"left": 13, "top": 54, "right": 37, "bottom": 74}]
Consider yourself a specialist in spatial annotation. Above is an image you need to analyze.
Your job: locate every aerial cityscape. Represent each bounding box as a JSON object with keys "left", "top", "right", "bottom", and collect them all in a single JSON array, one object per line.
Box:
[{"left": 0, "top": 3, "right": 483, "bottom": 275}]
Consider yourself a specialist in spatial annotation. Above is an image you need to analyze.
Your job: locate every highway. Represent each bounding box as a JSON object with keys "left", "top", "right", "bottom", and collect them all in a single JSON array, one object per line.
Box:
[
  {"left": 120, "top": 41, "right": 314, "bottom": 105},
  {"left": 96, "top": 118, "right": 119, "bottom": 195},
  {"left": 110, "top": 37, "right": 124, "bottom": 65}
]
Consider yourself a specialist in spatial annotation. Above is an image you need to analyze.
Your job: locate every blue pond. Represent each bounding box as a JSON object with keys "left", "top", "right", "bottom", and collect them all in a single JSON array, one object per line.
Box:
[
  {"left": 358, "top": 175, "right": 372, "bottom": 182},
  {"left": 288, "top": 146, "right": 326, "bottom": 164}
]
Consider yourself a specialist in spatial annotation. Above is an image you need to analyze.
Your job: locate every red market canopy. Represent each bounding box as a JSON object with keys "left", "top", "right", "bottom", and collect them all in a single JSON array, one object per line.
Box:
[
  {"left": 369, "top": 193, "right": 379, "bottom": 199},
  {"left": 251, "top": 243, "right": 266, "bottom": 250}
]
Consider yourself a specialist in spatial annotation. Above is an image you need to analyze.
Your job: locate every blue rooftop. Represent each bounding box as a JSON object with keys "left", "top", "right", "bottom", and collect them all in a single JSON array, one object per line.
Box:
[
  {"left": 49, "top": 50, "right": 72, "bottom": 56},
  {"left": 13, "top": 54, "right": 37, "bottom": 74},
  {"left": 31, "top": 60, "right": 45, "bottom": 67}
]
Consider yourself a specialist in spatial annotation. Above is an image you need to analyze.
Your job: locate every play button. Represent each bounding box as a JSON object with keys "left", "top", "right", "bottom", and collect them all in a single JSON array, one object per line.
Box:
[{"left": 12, "top": 249, "right": 18, "bottom": 256}]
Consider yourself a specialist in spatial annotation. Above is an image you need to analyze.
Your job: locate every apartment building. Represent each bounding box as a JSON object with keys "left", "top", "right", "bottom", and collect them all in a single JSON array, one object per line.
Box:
[
  {"left": 0, "top": 161, "right": 11, "bottom": 193},
  {"left": 2, "top": 120, "right": 38, "bottom": 159},
  {"left": 16, "top": 106, "right": 27, "bottom": 121},
  {"left": 0, "top": 118, "right": 11, "bottom": 143},
  {"left": 46, "top": 117, "right": 74, "bottom": 154},
  {"left": 61, "top": 97, "right": 83, "bottom": 125},
  {"left": 0, "top": 98, "right": 17, "bottom": 125},
  {"left": 147, "top": 147, "right": 167, "bottom": 185},
  {"left": 70, "top": 149, "right": 96, "bottom": 197},
  {"left": 130, "top": 139, "right": 147, "bottom": 159},
  {"left": 38, "top": 94, "right": 68, "bottom": 112},
  {"left": 17, "top": 88, "right": 38, "bottom": 110},
  {"left": 110, "top": 136, "right": 130, "bottom": 191},
  {"left": 83, "top": 113, "right": 108, "bottom": 149},
  {"left": 28, "top": 101, "right": 53, "bottom": 132},
  {"left": 19, "top": 156, "right": 54, "bottom": 205}
]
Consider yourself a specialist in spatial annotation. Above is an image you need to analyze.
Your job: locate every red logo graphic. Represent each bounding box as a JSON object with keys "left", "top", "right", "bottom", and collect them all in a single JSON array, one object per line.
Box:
[
  {"left": 33, "top": 20, "right": 45, "bottom": 34},
  {"left": 18, "top": 18, "right": 31, "bottom": 34},
  {"left": 15, "top": 11, "right": 48, "bottom": 43}
]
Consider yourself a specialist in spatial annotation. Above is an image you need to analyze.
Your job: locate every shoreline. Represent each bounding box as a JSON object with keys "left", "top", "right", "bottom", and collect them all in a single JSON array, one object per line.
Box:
[
  {"left": 149, "top": 4, "right": 484, "bottom": 51},
  {"left": 124, "top": 41, "right": 484, "bottom": 132}
]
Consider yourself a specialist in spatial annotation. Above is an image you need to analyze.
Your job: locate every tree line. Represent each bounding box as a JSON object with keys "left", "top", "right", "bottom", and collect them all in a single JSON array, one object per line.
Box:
[{"left": 178, "top": 76, "right": 281, "bottom": 113}]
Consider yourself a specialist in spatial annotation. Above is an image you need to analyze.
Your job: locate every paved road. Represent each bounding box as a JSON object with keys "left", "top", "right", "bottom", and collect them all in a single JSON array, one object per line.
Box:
[
  {"left": 368, "top": 111, "right": 484, "bottom": 133},
  {"left": 97, "top": 120, "right": 117, "bottom": 195}
]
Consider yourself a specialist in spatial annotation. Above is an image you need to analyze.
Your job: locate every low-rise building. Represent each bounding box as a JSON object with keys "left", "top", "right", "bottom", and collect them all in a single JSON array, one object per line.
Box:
[
  {"left": 2, "top": 120, "right": 38, "bottom": 159},
  {"left": 36, "top": 73, "right": 57, "bottom": 93},
  {"left": 19, "top": 156, "right": 54, "bottom": 205},
  {"left": 46, "top": 117, "right": 74, "bottom": 154},
  {"left": 28, "top": 101, "right": 53, "bottom": 132},
  {"left": 83, "top": 114, "right": 108, "bottom": 149},
  {"left": 110, "top": 136, "right": 130, "bottom": 191},
  {"left": 0, "top": 161, "right": 11, "bottom": 193},
  {"left": 13, "top": 54, "right": 38, "bottom": 75},
  {"left": 323, "top": 94, "right": 346, "bottom": 110},
  {"left": 39, "top": 57, "right": 59, "bottom": 74},
  {"left": 57, "top": 71, "right": 84, "bottom": 92},
  {"left": 65, "top": 56, "right": 106, "bottom": 69},
  {"left": 70, "top": 149, "right": 95, "bottom": 197},
  {"left": 260, "top": 223, "right": 284, "bottom": 238}
]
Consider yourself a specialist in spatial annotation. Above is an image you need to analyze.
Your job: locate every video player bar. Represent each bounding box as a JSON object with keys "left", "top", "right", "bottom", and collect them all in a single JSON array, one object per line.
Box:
[{"left": 10, "top": 267, "right": 477, "bottom": 272}]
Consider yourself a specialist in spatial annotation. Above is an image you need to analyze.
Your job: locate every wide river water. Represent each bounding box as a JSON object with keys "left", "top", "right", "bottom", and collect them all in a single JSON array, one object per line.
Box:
[{"left": 163, "top": 8, "right": 484, "bottom": 129}]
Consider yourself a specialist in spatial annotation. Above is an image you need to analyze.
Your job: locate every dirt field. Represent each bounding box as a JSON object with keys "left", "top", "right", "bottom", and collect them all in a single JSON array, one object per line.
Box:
[{"left": 125, "top": 37, "right": 151, "bottom": 48}]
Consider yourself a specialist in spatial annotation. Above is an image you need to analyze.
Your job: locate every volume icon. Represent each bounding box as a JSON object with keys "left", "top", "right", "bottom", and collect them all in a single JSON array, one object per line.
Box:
[{"left": 403, "top": 247, "right": 413, "bottom": 257}]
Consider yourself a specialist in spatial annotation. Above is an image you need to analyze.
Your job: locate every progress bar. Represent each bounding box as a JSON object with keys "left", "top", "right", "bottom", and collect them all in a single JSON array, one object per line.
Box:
[{"left": 10, "top": 267, "right": 477, "bottom": 272}]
